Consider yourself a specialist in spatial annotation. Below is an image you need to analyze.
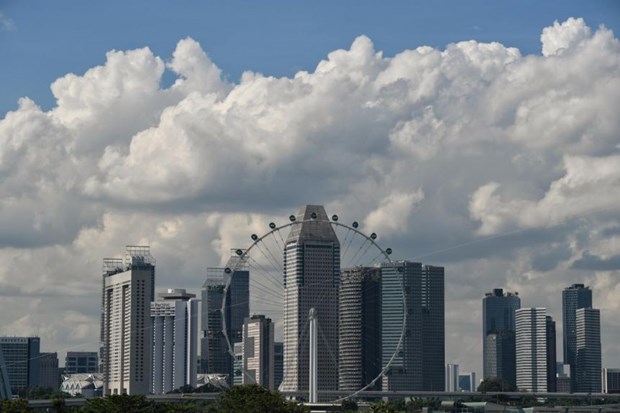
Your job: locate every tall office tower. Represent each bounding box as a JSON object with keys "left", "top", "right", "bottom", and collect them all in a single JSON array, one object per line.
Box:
[
  {"left": 339, "top": 267, "right": 381, "bottom": 392},
  {"left": 382, "top": 261, "right": 421, "bottom": 391},
  {"left": 0, "top": 337, "right": 40, "bottom": 390},
  {"left": 281, "top": 205, "right": 340, "bottom": 397},
  {"left": 242, "top": 315, "right": 274, "bottom": 389},
  {"left": 200, "top": 256, "right": 249, "bottom": 385},
  {"left": 482, "top": 288, "right": 520, "bottom": 387},
  {"left": 0, "top": 347, "right": 10, "bottom": 398},
  {"left": 603, "top": 368, "right": 620, "bottom": 394},
  {"left": 575, "top": 308, "right": 602, "bottom": 393},
  {"left": 100, "top": 246, "right": 155, "bottom": 395},
  {"left": 446, "top": 364, "right": 459, "bottom": 392},
  {"left": 274, "top": 342, "right": 283, "bottom": 390},
  {"left": 556, "top": 363, "right": 571, "bottom": 393},
  {"left": 151, "top": 289, "right": 199, "bottom": 394},
  {"left": 562, "top": 283, "right": 592, "bottom": 391},
  {"left": 422, "top": 265, "right": 445, "bottom": 391},
  {"left": 515, "top": 308, "right": 547, "bottom": 392},
  {"left": 546, "top": 316, "right": 557, "bottom": 392},
  {"left": 39, "top": 352, "right": 60, "bottom": 389},
  {"left": 65, "top": 352, "right": 99, "bottom": 374}
]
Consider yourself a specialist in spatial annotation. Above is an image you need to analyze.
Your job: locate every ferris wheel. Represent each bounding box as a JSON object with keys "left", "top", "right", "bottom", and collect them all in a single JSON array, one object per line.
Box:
[{"left": 220, "top": 208, "right": 406, "bottom": 401}]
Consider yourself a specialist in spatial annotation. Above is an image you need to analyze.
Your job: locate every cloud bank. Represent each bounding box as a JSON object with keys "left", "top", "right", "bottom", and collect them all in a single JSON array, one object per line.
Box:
[{"left": 1, "top": 18, "right": 619, "bottom": 374}]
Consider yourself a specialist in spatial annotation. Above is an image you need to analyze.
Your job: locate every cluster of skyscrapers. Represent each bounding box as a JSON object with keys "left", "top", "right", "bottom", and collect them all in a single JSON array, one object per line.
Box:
[
  {"left": 2, "top": 205, "right": 618, "bottom": 399},
  {"left": 481, "top": 284, "right": 603, "bottom": 393}
]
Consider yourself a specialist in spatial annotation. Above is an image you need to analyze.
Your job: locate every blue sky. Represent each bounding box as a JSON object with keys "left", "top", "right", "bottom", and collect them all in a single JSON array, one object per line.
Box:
[{"left": 1, "top": 0, "right": 618, "bottom": 115}]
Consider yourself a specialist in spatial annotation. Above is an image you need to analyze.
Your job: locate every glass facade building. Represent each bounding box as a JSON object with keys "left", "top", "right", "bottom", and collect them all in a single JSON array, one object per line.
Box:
[
  {"left": 482, "top": 288, "right": 520, "bottom": 387},
  {"left": 575, "top": 307, "right": 601, "bottom": 393},
  {"left": 562, "top": 283, "right": 592, "bottom": 391},
  {"left": 0, "top": 337, "right": 40, "bottom": 390},
  {"left": 65, "top": 352, "right": 99, "bottom": 374}
]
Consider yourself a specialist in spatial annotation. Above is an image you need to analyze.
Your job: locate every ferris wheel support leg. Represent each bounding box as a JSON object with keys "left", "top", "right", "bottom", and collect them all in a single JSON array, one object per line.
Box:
[{"left": 309, "top": 308, "right": 318, "bottom": 403}]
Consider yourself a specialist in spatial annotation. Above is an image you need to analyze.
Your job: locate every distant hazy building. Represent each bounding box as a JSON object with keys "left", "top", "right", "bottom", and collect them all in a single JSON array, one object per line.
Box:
[
  {"left": 274, "top": 342, "right": 283, "bottom": 390},
  {"left": 39, "top": 352, "right": 60, "bottom": 389},
  {"left": 0, "top": 336, "right": 40, "bottom": 390},
  {"left": 546, "top": 316, "right": 557, "bottom": 392},
  {"left": 65, "top": 352, "right": 99, "bottom": 374},
  {"left": 446, "top": 364, "right": 459, "bottom": 392},
  {"left": 0, "top": 347, "right": 12, "bottom": 398},
  {"left": 151, "top": 289, "right": 199, "bottom": 394},
  {"left": 575, "top": 308, "right": 601, "bottom": 393},
  {"left": 339, "top": 267, "right": 382, "bottom": 392},
  {"left": 382, "top": 261, "right": 445, "bottom": 391},
  {"left": 458, "top": 372, "right": 477, "bottom": 392},
  {"left": 100, "top": 246, "right": 155, "bottom": 395},
  {"left": 562, "top": 283, "right": 592, "bottom": 391},
  {"left": 516, "top": 308, "right": 547, "bottom": 392},
  {"left": 483, "top": 288, "right": 520, "bottom": 387},
  {"left": 281, "top": 205, "right": 340, "bottom": 398},
  {"left": 603, "top": 368, "right": 620, "bottom": 394},
  {"left": 556, "top": 363, "right": 571, "bottom": 393},
  {"left": 243, "top": 315, "right": 274, "bottom": 389},
  {"left": 201, "top": 255, "right": 249, "bottom": 385}
]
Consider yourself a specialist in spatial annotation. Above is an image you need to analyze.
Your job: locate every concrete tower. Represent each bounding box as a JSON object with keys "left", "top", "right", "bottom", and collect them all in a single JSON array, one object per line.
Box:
[
  {"left": 101, "top": 246, "right": 155, "bottom": 395},
  {"left": 575, "top": 308, "right": 601, "bottom": 393},
  {"left": 515, "top": 308, "right": 547, "bottom": 392},
  {"left": 281, "top": 205, "right": 340, "bottom": 398},
  {"left": 151, "top": 289, "right": 199, "bottom": 394}
]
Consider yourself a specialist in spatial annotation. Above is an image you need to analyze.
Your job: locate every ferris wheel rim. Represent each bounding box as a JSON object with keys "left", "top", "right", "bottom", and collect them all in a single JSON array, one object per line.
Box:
[{"left": 219, "top": 215, "right": 407, "bottom": 402}]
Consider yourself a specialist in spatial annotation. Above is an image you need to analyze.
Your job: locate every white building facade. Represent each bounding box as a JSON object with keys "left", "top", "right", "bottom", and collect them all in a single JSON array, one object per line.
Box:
[
  {"left": 515, "top": 308, "right": 547, "bottom": 392},
  {"left": 446, "top": 364, "right": 460, "bottom": 392},
  {"left": 101, "top": 246, "right": 155, "bottom": 395},
  {"left": 242, "top": 315, "right": 274, "bottom": 389},
  {"left": 151, "top": 289, "right": 199, "bottom": 394}
]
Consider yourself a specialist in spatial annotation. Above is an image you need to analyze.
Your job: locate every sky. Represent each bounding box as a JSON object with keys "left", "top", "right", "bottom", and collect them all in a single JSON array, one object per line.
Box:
[{"left": 1, "top": 1, "right": 620, "bottom": 381}]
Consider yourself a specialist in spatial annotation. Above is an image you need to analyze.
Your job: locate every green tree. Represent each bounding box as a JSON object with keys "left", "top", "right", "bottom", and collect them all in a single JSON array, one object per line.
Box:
[
  {"left": 213, "top": 384, "right": 307, "bottom": 413},
  {"left": 369, "top": 400, "right": 397, "bottom": 413},
  {"left": 0, "top": 398, "right": 29, "bottom": 413},
  {"left": 82, "top": 394, "right": 154, "bottom": 413},
  {"left": 341, "top": 398, "right": 358, "bottom": 412},
  {"left": 477, "top": 378, "right": 516, "bottom": 392}
]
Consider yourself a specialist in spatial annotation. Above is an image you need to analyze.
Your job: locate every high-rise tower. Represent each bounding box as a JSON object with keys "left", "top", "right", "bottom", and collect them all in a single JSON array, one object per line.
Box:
[
  {"left": 562, "top": 283, "right": 592, "bottom": 391},
  {"left": 575, "top": 308, "right": 601, "bottom": 393},
  {"left": 339, "top": 267, "right": 381, "bottom": 392},
  {"left": 101, "top": 246, "right": 155, "bottom": 395},
  {"left": 151, "top": 289, "right": 199, "bottom": 394},
  {"left": 200, "top": 254, "right": 249, "bottom": 385},
  {"left": 515, "top": 308, "right": 547, "bottom": 392},
  {"left": 281, "top": 205, "right": 340, "bottom": 397},
  {"left": 382, "top": 261, "right": 445, "bottom": 391},
  {"left": 482, "top": 288, "right": 520, "bottom": 387},
  {"left": 242, "top": 315, "right": 275, "bottom": 389}
]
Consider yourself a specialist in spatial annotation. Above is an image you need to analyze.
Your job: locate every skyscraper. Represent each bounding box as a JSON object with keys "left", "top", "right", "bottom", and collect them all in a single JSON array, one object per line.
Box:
[
  {"left": 200, "top": 256, "right": 249, "bottom": 385},
  {"left": 482, "top": 288, "right": 520, "bottom": 387},
  {"left": 422, "top": 265, "right": 445, "bottom": 391},
  {"left": 281, "top": 205, "right": 340, "bottom": 397},
  {"left": 575, "top": 308, "right": 601, "bottom": 393},
  {"left": 242, "top": 315, "right": 275, "bottom": 389},
  {"left": 382, "top": 261, "right": 445, "bottom": 391},
  {"left": 0, "top": 336, "right": 40, "bottom": 390},
  {"left": 603, "top": 368, "right": 620, "bottom": 394},
  {"left": 100, "top": 246, "right": 155, "bottom": 395},
  {"left": 151, "top": 289, "right": 199, "bottom": 394},
  {"left": 274, "top": 342, "right": 283, "bottom": 390},
  {"left": 562, "top": 283, "right": 592, "bottom": 391},
  {"left": 546, "top": 316, "right": 557, "bottom": 392},
  {"left": 339, "top": 267, "right": 381, "bottom": 392},
  {"left": 515, "top": 308, "right": 547, "bottom": 392}
]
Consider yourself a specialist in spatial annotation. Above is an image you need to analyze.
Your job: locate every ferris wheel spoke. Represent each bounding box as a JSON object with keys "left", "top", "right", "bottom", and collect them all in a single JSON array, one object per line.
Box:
[
  {"left": 247, "top": 255, "right": 283, "bottom": 292},
  {"left": 254, "top": 238, "right": 284, "bottom": 275}
]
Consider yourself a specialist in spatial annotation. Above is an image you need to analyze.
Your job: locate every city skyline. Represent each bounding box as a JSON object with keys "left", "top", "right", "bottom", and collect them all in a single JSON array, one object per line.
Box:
[{"left": 1, "top": 2, "right": 620, "bottom": 379}]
